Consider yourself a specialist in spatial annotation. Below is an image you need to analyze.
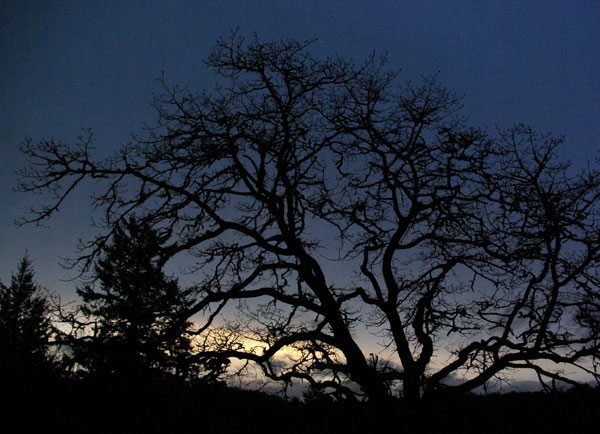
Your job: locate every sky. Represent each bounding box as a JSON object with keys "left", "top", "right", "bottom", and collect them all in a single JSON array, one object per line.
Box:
[{"left": 1, "top": 0, "right": 599, "bottom": 305}]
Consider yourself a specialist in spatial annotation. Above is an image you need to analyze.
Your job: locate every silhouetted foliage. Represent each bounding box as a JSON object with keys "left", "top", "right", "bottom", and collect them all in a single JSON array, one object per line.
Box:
[
  {"left": 63, "top": 217, "right": 228, "bottom": 384},
  {"left": 18, "top": 33, "right": 600, "bottom": 402},
  {"left": 0, "top": 255, "right": 55, "bottom": 382}
]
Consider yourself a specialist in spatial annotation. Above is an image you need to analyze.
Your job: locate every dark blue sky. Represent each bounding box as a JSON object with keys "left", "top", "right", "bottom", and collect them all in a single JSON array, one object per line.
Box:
[{"left": 1, "top": 1, "right": 599, "bottom": 296}]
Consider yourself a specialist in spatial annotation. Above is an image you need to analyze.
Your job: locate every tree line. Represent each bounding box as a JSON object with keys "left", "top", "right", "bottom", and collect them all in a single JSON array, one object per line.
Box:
[
  {"left": 12, "top": 33, "right": 600, "bottom": 403},
  {"left": 1, "top": 217, "right": 229, "bottom": 389}
]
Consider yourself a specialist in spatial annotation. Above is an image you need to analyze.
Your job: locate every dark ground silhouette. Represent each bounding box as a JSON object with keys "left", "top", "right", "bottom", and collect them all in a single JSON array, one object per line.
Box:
[{"left": 4, "top": 374, "right": 598, "bottom": 433}]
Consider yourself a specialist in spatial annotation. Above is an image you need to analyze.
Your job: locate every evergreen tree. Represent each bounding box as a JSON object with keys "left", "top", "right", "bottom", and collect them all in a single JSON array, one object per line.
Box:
[
  {"left": 70, "top": 217, "right": 207, "bottom": 383},
  {"left": 0, "top": 255, "right": 54, "bottom": 381}
]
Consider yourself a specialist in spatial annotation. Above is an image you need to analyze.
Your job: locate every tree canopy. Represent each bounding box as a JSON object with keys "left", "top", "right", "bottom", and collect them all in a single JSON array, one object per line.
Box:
[
  {"left": 63, "top": 216, "right": 228, "bottom": 384},
  {"left": 0, "top": 256, "right": 55, "bottom": 381},
  {"left": 18, "top": 34, "right": 600, "bottom": 401}
]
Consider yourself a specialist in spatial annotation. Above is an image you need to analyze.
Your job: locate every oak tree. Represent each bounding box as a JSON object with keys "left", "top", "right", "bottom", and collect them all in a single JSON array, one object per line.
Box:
[{"left": 18, "top": 34, "right": 600, "bottom": 401}]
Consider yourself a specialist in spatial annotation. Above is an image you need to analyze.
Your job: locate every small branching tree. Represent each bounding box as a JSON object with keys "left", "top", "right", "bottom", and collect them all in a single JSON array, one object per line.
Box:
[
  {"left": 64, "top": 216, "right": 228, "bottom": 384},
  {"left": 0, "top": 256, "right": 55, "bottom": 382},
  {"left": 18, "top": 34, "right": 600, "bottom": 402}
]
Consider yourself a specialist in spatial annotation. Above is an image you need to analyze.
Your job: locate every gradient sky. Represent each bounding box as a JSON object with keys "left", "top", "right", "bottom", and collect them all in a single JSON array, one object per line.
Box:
[{"left": 1, "top": 0, "right": 599, "bottom": 304}]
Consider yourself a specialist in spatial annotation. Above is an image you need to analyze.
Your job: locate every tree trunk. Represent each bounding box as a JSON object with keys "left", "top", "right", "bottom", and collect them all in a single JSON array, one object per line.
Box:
[{"left": 402, "top": 373, "right": 421, "bottom": 402}]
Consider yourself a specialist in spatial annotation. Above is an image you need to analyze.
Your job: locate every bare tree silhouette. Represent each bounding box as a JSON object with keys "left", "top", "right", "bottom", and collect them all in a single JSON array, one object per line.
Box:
[{"left": 17, "top": 34, "right": 600, "bottom": 402}]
